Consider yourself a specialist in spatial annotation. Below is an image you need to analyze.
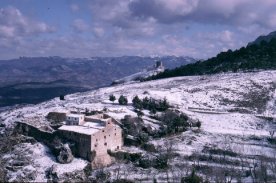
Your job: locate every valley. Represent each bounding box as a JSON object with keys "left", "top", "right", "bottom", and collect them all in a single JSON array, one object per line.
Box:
[{"left": 0, "top": 56, "right": 195, "bottom": 107}]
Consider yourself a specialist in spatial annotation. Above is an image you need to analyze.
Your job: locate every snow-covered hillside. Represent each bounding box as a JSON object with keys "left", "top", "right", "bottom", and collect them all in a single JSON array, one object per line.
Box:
[
  {"left": 112, "top": 62, "right": 165, "bottom": 84},
  {"left": 0, "top": 70, "right": 276, "bottom": 182}
]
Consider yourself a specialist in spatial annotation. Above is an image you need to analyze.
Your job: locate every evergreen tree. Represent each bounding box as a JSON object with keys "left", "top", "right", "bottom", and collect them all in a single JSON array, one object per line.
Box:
[
  {"left": 59, "top": 95, "right": 65, "bottom": 100},
  {"left": 136, "top": 110, "right": 144, "bottom": 118},
  {"left": 109, "top": 94, "right": 116, "bottom": 103},
  {"left": 147, "top": 38, "right": 276, "bottom": 81},
  {"left": 196, "top": 120, "right": 201, "bottom": 129},
  {"left": 118, "top": 95, "right": 128, "bottom": 105},
  {"left": 132, "top": 95, "right": 143, "bottom": 109},
  {"left": 142, "top": 97, "right": 150, "bottom": 109}
]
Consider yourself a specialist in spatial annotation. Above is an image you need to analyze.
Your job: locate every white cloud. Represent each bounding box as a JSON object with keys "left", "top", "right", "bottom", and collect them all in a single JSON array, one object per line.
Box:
[
  {"left": 0, "top": 1, "right": 275, "bottom": 59},
  {"left": 93, "top": 27, "right": 105, "bottom": 37},
  {"left": 0, "top": 25, "right": 15, "bottom": 37},
  {"left": 0, "top": 6, "right": 55, "bottom": 38},
  {"left": 70, "top": 4, "right": 80, "bottom": 12},
  {"left": 129, "top": 0, "right": 276, "bottom": 29},
  {"left": 72, "top": 19, "right": 89, "bottom": 32}
]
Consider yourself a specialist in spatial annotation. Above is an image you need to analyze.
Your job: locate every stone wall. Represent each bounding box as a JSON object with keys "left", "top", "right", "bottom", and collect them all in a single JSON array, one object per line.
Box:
[
  {"left": 57, "top": 130, "right": 93, "bottom": 161},
  {"left": 91, "top": 122, "right": 123, "bottom": 166},
  {"left": 14, "top": 122, "right": 61, "bottom": 156},
  {"left": 15, "top": 122, "right": 56, "bottom": 143}
]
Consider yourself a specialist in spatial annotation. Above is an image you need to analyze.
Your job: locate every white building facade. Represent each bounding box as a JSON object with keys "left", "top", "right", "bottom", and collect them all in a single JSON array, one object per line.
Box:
[{"left": 66, "top": 114, "right": 85, "bottom": 125}]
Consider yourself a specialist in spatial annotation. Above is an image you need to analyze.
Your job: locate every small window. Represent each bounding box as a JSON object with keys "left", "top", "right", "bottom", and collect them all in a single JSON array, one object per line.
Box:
[
  {"left": 96, "top": 139, "right": 98, "bottom": 142},
  {"left": 115, "top": 133, "right": 116, "bottom": 136},
  {"left": 95, "top": 144, "right": 97, "bottom": 147},
  {"left": 117, "top": 146, "right": 119, "bottom": 149},
  {"left": 104, "top": 136, "right": 106, "bottom": 139},
  {"left": 108, "top": 122, "right": 110, "bottom": 124},
  {"left": 102, "top": 130, "right": 105, "bottom": 132},
  {"left": 75, "top": 118, "right": 77, "bottom": 120},
  {"left": 104, "top": 143, "right": 107, "bottom": 146}
]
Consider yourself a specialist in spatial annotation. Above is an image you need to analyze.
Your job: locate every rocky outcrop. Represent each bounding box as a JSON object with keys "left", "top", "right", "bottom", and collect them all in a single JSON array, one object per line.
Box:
[{"left": 57, "top": 144, "right": 74, "bottom": 164}]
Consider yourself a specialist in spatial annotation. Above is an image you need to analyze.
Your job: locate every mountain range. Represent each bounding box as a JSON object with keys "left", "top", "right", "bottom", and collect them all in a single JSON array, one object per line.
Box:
[{"left": 0, "top": 56, "right": 195, "bottom": 107}]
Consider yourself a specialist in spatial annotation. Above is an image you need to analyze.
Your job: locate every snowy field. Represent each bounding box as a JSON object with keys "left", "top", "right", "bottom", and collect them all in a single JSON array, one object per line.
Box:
[{"left": 0, "top": 70, "right": 276, "bottom": 182}]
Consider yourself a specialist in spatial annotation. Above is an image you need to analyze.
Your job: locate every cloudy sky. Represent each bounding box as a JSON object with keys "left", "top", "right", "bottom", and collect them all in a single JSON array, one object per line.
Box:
[{"left": 0, "top": 0, "right": 276, "bottom": 59}]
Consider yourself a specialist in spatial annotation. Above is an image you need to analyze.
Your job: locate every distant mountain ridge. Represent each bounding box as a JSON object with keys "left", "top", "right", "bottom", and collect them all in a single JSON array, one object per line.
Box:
[
  {"left": 0, "top": 56, "right": 195, "bottom": 107},
  {"left": 147, "top": 31, "right": 276, "bottom": 80}
]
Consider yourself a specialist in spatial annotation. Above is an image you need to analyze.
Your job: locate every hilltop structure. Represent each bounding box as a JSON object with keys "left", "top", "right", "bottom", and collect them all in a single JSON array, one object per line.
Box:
[
  {"left": 112, "top": 61, "right": 165, "bottom": 84},
  {"left": 58, "top": 113, "right": 123, "bottom": 166},
  {"left": 155, "top": 61, "right": 165, "bottom": 71}
]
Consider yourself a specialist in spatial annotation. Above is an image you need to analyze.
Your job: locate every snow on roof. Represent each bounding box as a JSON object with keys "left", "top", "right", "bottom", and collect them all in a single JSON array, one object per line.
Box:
[
  {"left": 66, "top": 113, "right": 84, "bottom": 118},
  {"left": 58, "top": 123, "right": 104, "bottom": 135},
  {"left": 83, "top": 121, "right": 105, "bottom": 128},
  {"left": 84, "top": 116, "right": 108, "bottom": 120}
]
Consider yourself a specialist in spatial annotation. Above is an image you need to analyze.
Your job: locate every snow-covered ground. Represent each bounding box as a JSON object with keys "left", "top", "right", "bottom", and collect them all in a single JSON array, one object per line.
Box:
[
  {"left": 1, "top": 70, "right": 276, "bottom": 181},
  {"left": 3, "top": 143, "right": 87, "bottom": 182}
]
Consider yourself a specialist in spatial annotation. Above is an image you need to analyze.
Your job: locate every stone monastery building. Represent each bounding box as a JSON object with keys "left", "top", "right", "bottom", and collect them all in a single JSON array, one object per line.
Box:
[{"left": 58, "top": 113, "right": 123, "bottom": 166}]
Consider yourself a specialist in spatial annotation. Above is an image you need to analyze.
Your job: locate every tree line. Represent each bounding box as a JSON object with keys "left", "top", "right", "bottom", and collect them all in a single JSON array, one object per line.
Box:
[{"left": 146, "top": 38, "right": 276, "bottom": 80}]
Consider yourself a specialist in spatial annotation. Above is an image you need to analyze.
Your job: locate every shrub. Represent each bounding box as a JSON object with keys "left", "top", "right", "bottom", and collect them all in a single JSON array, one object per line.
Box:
[
  {"left": 83, "top": 163, "right": 92, "bottom": 177},
  {"left": 142, "top": 143, "right": 157, "bottom": 152},
  {"left": 107, "top": 150, "right": 142, "bottom": 163},
  {"left": 141, "top": 97, "right": 170, "bottom": 112},
  {"left": 154, "top": 154, "right": 168, "bottom": 169},
  {"left": 181, "top": 169, "right": 203, "bottom": 183},
  {"left": 195, "top": 120, "right": 201, "bottom": 129},
  {"left": 158, "top": 98, "right": 170, "bottom": 111},
  {"left": 109, "top": 94, "right": 116, "bottom": 103},
  {"left": 59, "top": 95, "right": 65, "bottom": 100},
  {"left": 136, "top": 110, "right": 144, "bottom": 118},
  {"left": 207, "top": 148, "right": 238, "bottom": 157},
  {"left": 132, "top": 95, "right": 143, "bottom": 109},
  {"left": 137, "top": 132, "right": 149, "bottom": 145},
  {"left": 159, "top": 110, "right": 189, "bottom": 135},
  {"left": 119, "top": 95, "right": 128, "bottom": 105},
  {"left": 150, "top": 107, "right": 157, "bottom": 115},
  {"left": 95, "top": 170, "right": 111, "bottom": 182},
  {"left": 121, "top": 115, "right": 143, "bottom": 136},
  {"left": 137, "top": 154, "right": 168, "bottom": 170},
  {"left": 267, "top": 137, "right": 276, "bottom": 144},
  {"left": 138, "top": 157, "right": 152, "bottom": 169}
]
